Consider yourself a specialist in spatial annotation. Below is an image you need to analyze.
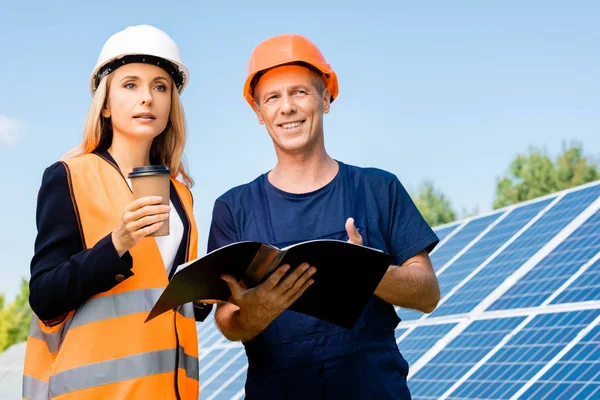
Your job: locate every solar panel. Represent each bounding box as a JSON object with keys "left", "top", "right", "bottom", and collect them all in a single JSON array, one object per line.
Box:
[
  {"left": 489, "top": 209, "right": 600, "bottom": 310},
  {"left": 396, "top": 323, "right": 457, "bottom": 366},
  {"left": 432, "top": 223, "right": 461, "bottom": 243},
  {"left": 517, "top": 318, "right": 600, "bottom": 399},
  {"left": 430, "top": 213, "right": 502, "bottom": 272},
  {"left": 400, "top": 213, "right": 503, "bottom": 321},
  {"left": 551, "top": 257, "right": 600, "bottom": 304},
  {"left": 201, "top": 349, "right": 246, "bottom": 400},
  {"left": 194, "top": 181, "right": 600, "bottom": 399},
  {"left": 435, "top": 199, "right": 553, "bottom": 307},
  {"left": 444, "top": 309, "right": 599, "bottom": 399},
  {"left": 408, "top": 317, "right": 526, "bottom": 399},
  {"left": 430, "top": 187, "right": 599, "bottom": 317}
]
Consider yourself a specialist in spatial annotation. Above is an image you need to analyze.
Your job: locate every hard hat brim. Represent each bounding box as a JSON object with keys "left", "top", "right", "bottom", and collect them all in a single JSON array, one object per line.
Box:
[
  {"left": 243, "top": 59, "right": 338, "bottom": 110},
  {"left": 89, "top": 53, "right": 190, "bottom": 96}
]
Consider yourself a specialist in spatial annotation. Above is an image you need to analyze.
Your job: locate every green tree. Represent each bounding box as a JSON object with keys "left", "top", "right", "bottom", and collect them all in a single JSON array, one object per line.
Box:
[
  {"left": 494, "top": 142, "right": 599, "bottom": 209},
  {"left": 413, "top": 181, "right": 457, "bottom": 227},
  {"left": 0, "top": 278, "right": 31, "bottom": 352},
  {"left": 0, "top": 295, "right": 6, "bottom": 351}
]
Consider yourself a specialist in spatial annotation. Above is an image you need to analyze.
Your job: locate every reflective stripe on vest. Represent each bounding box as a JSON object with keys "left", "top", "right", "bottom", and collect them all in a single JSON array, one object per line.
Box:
[
  {"left": 22, "top": 375, "right": 49, "bottom": 400},
  {"left": 28, "top": 315, "right": 71, "bottom": 354},
  {"left": 27, "top": 290, "right": 196, "bottom": 354},
  {"left": 22, "top": 153, "right": 199, "bottom": 399},
  {"left": 49, "top": 346, "right": 199, "bottom": 397}
]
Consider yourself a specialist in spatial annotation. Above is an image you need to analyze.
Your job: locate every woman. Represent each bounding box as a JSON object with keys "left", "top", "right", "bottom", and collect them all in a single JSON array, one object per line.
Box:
[{"left": 23, "top": 25, "right": 203, "bottom": 399}]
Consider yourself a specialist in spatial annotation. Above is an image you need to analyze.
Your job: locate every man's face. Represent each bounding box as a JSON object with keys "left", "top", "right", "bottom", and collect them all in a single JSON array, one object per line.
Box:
[{"left": 253, "top": 65, "right": 330, "bottom": 154}]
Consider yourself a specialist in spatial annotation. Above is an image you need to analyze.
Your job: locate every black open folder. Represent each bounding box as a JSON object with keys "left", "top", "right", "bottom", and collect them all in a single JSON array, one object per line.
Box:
[{"left": 145, "top": 240, "right": 393, "bottom": 328}]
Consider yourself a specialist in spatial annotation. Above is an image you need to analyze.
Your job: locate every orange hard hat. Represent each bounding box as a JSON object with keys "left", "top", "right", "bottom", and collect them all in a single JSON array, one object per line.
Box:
[{"left": 243, "top": 34, "right": 339, "bottom": 109}]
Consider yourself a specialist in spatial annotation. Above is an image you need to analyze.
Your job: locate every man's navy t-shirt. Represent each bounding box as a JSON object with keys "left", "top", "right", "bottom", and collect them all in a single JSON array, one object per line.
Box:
[
  {"left": 207, "top": 161, "right": 439, "bottom": 399},
  {"left": 208, "top": 161, "right": 438, "bottom": 267}
]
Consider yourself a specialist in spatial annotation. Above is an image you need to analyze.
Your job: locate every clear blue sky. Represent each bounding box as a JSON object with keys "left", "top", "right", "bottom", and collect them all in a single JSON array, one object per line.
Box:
[{"left": 1, "top": 0, "right": 599, "bottom": 301}]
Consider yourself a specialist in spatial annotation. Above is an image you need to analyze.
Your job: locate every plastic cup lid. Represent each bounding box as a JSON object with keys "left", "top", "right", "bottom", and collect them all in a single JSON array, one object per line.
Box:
[{"left": 128, "top": 165, "right": 171, "bottom": 178}]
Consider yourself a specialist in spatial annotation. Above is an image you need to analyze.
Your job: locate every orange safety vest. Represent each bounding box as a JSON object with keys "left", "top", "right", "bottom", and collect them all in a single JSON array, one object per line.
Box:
[{"left": 22, "top": 153, "right": 199, "bottom": 399}]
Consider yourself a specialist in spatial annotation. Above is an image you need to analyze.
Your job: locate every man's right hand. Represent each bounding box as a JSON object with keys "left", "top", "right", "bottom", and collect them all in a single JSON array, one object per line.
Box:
[{"left": 220, "top": 263, "right": 316, "bottom": 336}]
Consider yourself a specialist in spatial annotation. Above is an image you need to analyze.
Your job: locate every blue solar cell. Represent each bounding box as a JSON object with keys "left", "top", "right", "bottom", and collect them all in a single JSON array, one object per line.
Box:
[
  {"left": 396, "top": 323, "right": 456, "bottom": 366},
  {"left": 433, "top": 224, "right": 460, "bottom": 243},
  {"left": 200, "top": 348, "right": 243, "bottom": 383},
  {"left": 490, "top": 210, "right": 600, "bottom": 310},
  {"left": 435, "top": 199, "right": 552, "bottom": 304},
  {"left": 429, "top": 213, "right": 501, "bottom": 271},
  {"left": 552, "top": 259, "right": 600, "bottom": 304},
  {"left": 520, "top": 323, "right": 600, "bottom": 399},
  {"left": 399, "top": 213, "right": 501, "bottom": 321},
  {"left": 431, "top": 186, "right": 600, "bottom": 317},
  {"left": 399, "top": 308, "right": 425, "bottom": 322},
  {"left": 198, "top": 323, "right": 228, "bottom": 350},
  {"left": 212, "top": 371, "right": 246, "bottom": 400},
  {"left": 197, "top": 319, "right": 218, "bottom": 336},
  {"left": 200, "top": 348, "right": 247, "bottom": 399},
  {"left": 196, "top": 313, "right": 216, "bottom": 336},
  {"left": 395, "top": 327, "right": 408, "bottom": 341},
  {"left": 408, "top": 317, "right": 525, "bottom": 399},
  {"left": 448, "top": 310, "right": 599, "bottom": 399}
]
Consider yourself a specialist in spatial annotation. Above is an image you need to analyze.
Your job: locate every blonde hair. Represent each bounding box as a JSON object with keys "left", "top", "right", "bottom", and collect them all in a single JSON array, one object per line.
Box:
[{"left": 64, "top": 75, "right": 194, "bottom": 187}]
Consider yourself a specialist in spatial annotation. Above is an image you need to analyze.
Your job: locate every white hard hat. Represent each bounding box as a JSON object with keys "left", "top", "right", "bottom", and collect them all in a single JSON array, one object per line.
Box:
[{"left": 89, "top": 25, "right": 189, "bottom": 96}]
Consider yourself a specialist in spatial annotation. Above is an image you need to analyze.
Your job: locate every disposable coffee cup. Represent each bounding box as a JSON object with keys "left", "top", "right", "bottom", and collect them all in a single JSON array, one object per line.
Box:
[{"left": 128, "top": 165, "right": 171, "bottom": 237}]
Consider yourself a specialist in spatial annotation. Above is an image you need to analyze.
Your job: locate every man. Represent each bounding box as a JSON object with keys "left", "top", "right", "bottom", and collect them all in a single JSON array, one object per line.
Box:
[{"left": 208, "top": 34, "right": 440, "bottom": 399}]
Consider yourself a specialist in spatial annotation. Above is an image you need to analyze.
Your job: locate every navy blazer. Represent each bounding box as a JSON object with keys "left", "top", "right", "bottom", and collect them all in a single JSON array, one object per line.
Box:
[{"left": 29, "top": 148, "right": 211, "bottom": 323}]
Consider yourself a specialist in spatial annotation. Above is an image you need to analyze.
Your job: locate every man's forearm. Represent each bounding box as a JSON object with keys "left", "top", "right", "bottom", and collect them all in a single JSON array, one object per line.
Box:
[
  {"left": 375, "top": 262, "right": 440, "bottom": 313},
  {"left": 214, "top": 303, "right": 266, "bottom": 342}
]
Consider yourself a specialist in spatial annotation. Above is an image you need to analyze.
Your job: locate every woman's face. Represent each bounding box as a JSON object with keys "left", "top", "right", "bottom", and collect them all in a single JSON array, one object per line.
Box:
[{"left": 102, "top": 63, "right": 172, "bottom": 142}]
